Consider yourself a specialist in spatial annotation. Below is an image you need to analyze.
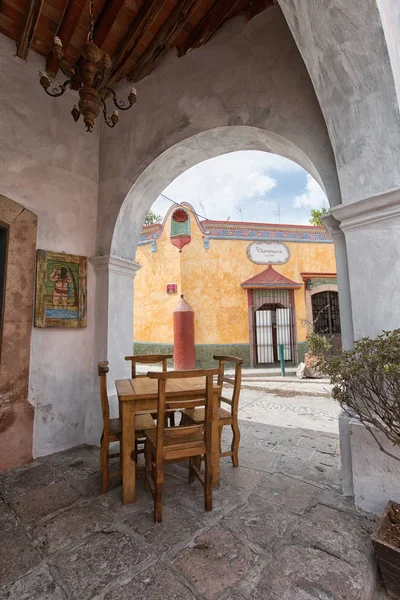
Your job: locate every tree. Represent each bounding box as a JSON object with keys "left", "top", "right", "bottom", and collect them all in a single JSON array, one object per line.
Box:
[
  {"left": 309, "top": 206, "right": 328, "bottom": 226},
  {"left": 144, "top": 210, "right": 162, "bottom": 226}
]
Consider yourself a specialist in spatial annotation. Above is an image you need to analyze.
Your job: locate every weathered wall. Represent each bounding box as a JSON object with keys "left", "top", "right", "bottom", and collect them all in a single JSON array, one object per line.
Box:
[
  {"left": 279, "top": 0, "right": 400, "bottom": 205},
  {"left": 0, "top": 36, "right": 99, "bottom": 460},
  {"left": 134, "top": 206, "right": 337, "bottom": 348},
  {"left": 100, "top": 5, "right": 340, "bottom": 263},
  {"left": 0, "top": 196, "right": 37, "bottom": 469}
]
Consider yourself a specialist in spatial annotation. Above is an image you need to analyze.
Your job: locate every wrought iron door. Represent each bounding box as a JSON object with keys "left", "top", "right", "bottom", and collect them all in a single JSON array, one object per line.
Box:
[
  {"left": 311, "top": 291, "right": 342, "bottom": 354},
  {"left": 253, "top": 289, "right": 296, "bottom": 365}
]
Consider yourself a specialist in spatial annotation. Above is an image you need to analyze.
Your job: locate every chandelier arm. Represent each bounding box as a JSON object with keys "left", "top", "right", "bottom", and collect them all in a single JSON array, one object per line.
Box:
[
  {"left": 98, "top": 87, "right": 134, "bottom": 111},
  {"left": 101, "top": 98, "right": 116, "bottom": 128},
  {"left": 55, "top": 58, "right": 75, "bottom": 80},
  {"left": 43, "top": 80, "right": 71, "bottom": 98}
]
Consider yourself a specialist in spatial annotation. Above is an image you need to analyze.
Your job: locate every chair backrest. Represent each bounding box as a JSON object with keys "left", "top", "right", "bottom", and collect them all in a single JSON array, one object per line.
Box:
[
  {"left": 125, "top": 354, "right": 173, "bottom": 379},
  {"left": 147, "top": 369, "right": 219, "bottom": 460},
  {"left": 98, "top": 361, "right": 110, "bottom": 434},
  {"left": 213, "top": 355, "right": 243, "bottom": 417}
]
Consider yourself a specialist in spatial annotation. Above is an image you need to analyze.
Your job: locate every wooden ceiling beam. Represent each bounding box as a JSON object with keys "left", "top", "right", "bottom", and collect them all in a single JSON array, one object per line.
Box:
[
  {"left": 245, "top": 0, "right": 276, "bottom": 21},
  {"left": 46, "top": 0, "right": 85, "bottom": 76},
  {"left": 128, "top": 0, "right": 204, "bottom": 83},
  {"left": 177, "top": 0, "right": 241, "bottom": 58},
  {"left": 93, "top": 0, "right": 126, "bottom": 49},
  {"left": 17, "top": 0, "right": 45, "bottom": 60},
  {"left": 106, "top": 0, "right": 167, "bottom": 89}
]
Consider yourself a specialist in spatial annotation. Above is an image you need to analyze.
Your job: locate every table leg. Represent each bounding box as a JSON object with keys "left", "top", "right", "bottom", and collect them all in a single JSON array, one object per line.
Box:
[
  {"left": 121, "top": 402, "right": 136, "bottom": 504},
  {"left": 211, "top": 390, "right": 220, "bottom": 487}
]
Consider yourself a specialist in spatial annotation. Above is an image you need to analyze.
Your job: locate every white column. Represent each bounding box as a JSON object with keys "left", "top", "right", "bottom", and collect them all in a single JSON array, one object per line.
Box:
[
  {"left": 321, "top": 213, "right": 354, "bottom": 351},
  {"left": 322, "top": 213, "right": 356, "bottom": 496},
  {"left": 85, "top": 255, "right": 140, "bottom": 444}
]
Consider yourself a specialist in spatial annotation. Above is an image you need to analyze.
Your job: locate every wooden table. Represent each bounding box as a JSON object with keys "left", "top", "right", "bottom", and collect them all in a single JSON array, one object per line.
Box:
[{"left": 116, "top": 376, "right": 221, "bottom": 504}]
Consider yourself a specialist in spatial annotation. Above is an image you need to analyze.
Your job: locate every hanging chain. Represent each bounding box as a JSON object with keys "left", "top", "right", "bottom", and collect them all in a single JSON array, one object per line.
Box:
[{"left": 88, "top": 0, "right": 94, "bottom": 42}]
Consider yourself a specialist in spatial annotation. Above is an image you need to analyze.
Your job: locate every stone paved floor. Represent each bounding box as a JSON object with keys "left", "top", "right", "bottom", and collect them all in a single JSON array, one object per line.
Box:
[{"left": 0, "top": 420, "right": 384, "bottom": 600}]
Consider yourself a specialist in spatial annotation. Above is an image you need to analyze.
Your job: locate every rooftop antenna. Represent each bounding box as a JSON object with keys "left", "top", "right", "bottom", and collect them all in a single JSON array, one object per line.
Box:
[
  {"left": 275, "top": 201, "right": 281, "bottom": 224},
  {"left": 235, "top": 202, "right": 244, "bottom": 221},
  {"left": 198, "top": 199, "right": 207, "bottom": 218}
]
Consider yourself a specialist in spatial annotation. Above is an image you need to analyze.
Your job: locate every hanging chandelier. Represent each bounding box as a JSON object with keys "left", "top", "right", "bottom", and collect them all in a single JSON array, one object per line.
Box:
[{"left": 39, "top": 0, "right": 137, "bottom": 133}]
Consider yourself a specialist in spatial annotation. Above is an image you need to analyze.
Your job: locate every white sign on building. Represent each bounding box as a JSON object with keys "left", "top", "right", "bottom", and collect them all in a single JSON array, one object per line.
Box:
[{"left": 247, "top": 241, "right": 290, "bottom": 265}]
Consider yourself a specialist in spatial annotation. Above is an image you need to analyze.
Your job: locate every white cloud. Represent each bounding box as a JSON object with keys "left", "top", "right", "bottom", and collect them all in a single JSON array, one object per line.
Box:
[
  {"left": 293, "top": 174, "right": 328, "bottom": 209},
  {"left": 151, "top": 150, "right": 301, "bottom": 221}
]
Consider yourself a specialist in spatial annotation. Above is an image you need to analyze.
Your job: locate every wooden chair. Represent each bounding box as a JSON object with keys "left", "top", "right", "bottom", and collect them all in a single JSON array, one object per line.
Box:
[
  {"left": 98, "top": 361, "right": 155, "bottom": 494},
  {"left": 144, "top": 369, "right": 218, "bottom": 523},
  {"left": 180, "top": 355, "right": 243, "bottom": 467},
  {"left": 124, "top": 353, "right": 175, "bottom": 426}
]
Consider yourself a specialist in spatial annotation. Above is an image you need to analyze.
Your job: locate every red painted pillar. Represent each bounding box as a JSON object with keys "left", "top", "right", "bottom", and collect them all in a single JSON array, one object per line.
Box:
[{"left": 173, "top": 295, "right": 196, "bottom": 370}]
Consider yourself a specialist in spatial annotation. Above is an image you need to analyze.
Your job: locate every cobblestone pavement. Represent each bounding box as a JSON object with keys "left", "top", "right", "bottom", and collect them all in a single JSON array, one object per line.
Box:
[{"left": 0, "top": 419, "right": 384, "bottom": 600}]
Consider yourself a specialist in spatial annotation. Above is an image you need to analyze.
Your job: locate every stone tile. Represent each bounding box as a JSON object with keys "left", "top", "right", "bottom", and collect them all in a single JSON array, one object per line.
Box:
[
  {"left": 292, "top": 504, "right": 376, "bottom": 569},
  {"left": 102, "top": 562, "right": 196, "bottom": 599},
  {"left": 222, "top": 493, "right": 299, "bottom": 553},
  {"left": 53, "top": 531, "right": 149, "bottom": 600},
  {"left": 219, "top": 463, "right": 270, "bottom": 496},
  {"left": 274, "top": 453, "right": 341, "bottom": 489},
  {"left": 0, "top": 528, "right": 40, "bottom": 585},
  {"left": 254, "top": 472, "right": 322, "bottom": 515},
  {"left": 68, "top": 469, "right": 120, "bottom": 498},
  {"left": 10, "top": 481, "right": 80, "bottom": 525},
  {"left": 124, "top": 500, "right": 207, "bottom": 556},
  {"left": 0, "top": 499, "right": 17, "bottom": 531},
  {"left": 318, "top": 488, "right": 378, "bottom": 520},
  {"left": 296, "top": 435, "right": 338, "bottom": 454},
  {"left": 271, "top": 443, "right": 314, "bottom": 460},
  {"left": 0, "top": 565, "right": 67, "bottom": 600},
  {"left": 40, "top": 445, "right": 99, "bottom": 480},
  {"left": 252, "top": 545, "right": 376, "bottom": 600},
  {"left": 236, "top": 447, "right": 279, "bottom": 472},
  {"left": 311, "top": 450, "right": 341, "bottom": 467},
  {"left": 31, "top": 502, "right": 115, "bottom": 554},
  {"left": 0, "top": 463, "right": 57, "bottom": 501},
  {"left": 173, "top": 525, "right": 258, "bottom": 599}
]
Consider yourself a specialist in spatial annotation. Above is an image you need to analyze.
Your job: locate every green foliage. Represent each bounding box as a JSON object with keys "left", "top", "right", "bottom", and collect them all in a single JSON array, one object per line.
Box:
[
  {"left": 306, "top": 330, "right": 332, "bottom": 356},
  {"left": 309, "top": 207, "right": 328, "bottom": 226},
  {"left": 144, "top": 210, "right": 162, "bottom": 226},
  {"left": 324, "top": 330, "right": 400, "bottom": 458}
]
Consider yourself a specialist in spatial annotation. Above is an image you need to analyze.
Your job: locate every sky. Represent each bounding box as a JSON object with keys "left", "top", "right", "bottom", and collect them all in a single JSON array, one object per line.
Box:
[{"left": 150, "top": 150, "right": 329, "bottom": 225}]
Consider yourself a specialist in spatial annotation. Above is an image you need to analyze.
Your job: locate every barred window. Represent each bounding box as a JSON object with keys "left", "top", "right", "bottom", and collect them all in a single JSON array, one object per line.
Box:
[{"left": 312, "top": 291, "right": 341, "bottom": 335}]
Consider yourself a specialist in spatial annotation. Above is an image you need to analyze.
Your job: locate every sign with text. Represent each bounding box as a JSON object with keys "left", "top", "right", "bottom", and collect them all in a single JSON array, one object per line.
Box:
[{"left": 247, "top": 241, "right": 290, "bottom": 265}]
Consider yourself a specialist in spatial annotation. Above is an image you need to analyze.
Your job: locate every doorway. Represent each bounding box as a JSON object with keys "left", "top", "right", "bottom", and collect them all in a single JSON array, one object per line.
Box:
[{"left": 253, "top": 290, "right": 296, "bottom": 366}]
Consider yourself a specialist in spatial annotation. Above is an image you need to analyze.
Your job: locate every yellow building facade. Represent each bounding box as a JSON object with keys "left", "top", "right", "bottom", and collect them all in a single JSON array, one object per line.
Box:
[{"left": 134, "top": 203, "right": 339, "bottom": 367}]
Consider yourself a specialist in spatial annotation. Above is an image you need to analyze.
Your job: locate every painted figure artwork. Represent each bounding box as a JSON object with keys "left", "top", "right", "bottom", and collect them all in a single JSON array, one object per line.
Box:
[{"left": 35, "top": 250, "right": 87, "bottom": 328}]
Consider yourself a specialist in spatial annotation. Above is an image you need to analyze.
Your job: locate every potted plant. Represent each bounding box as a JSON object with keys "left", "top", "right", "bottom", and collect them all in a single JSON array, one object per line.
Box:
[
  {"left": 324, "top": 329, "right": 400, "bottom": 599},
  {"left": 304, "top": 330, "right": 332, "bottom": 378}
]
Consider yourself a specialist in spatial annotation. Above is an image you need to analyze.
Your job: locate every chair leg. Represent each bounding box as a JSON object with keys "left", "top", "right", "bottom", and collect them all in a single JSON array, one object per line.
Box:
[
  {"left": 204, "top": 453, "right": 212, "bottom": 512},
  {"left": 188, "top": 457, "right": 193, "bottom": 482},
  {"left": 219, "top": 426, "right": 223, "bottom": 454},
  {"left": 154, "top": 463, "right": 163, "bottom": 523},
  {"left": 144, "top": 441, "right": 151, "bottom": 491},
  {"left": 231, "top": 421, "right": 240, "bottom": 468},
  {"left": 100, "top": 435, "right": 109, "bottom": 494}
]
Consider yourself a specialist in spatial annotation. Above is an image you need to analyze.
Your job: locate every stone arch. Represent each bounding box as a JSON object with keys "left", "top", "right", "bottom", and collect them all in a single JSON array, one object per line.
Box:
[
  {"left": 97, "top": 4, "right": 341, "bottom": 261},
  {"left": 279, "top": 0, "right": 400, "bottom": 205},
  {"left": 111, "top": 126, "right": 335, "bottom": 262}
]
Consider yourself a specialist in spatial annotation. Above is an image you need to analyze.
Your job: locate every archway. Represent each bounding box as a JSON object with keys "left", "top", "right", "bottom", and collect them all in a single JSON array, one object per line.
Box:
[{"left": 88, "top": 126, "right": 345, "bottom": 445}]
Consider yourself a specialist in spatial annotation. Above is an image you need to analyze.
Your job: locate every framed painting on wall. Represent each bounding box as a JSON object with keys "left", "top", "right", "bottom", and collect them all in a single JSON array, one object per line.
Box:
[{"left": 34, "top": 250, "right": 87, "bottom": 328}]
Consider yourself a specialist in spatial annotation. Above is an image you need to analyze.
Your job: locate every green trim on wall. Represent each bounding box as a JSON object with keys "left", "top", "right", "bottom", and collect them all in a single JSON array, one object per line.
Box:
[
  {"left": 310, "top": 278, "right": 337, "bottom": 287},
  {"left": 133, "top": 342, "right": 251, "bottom": 368}
]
